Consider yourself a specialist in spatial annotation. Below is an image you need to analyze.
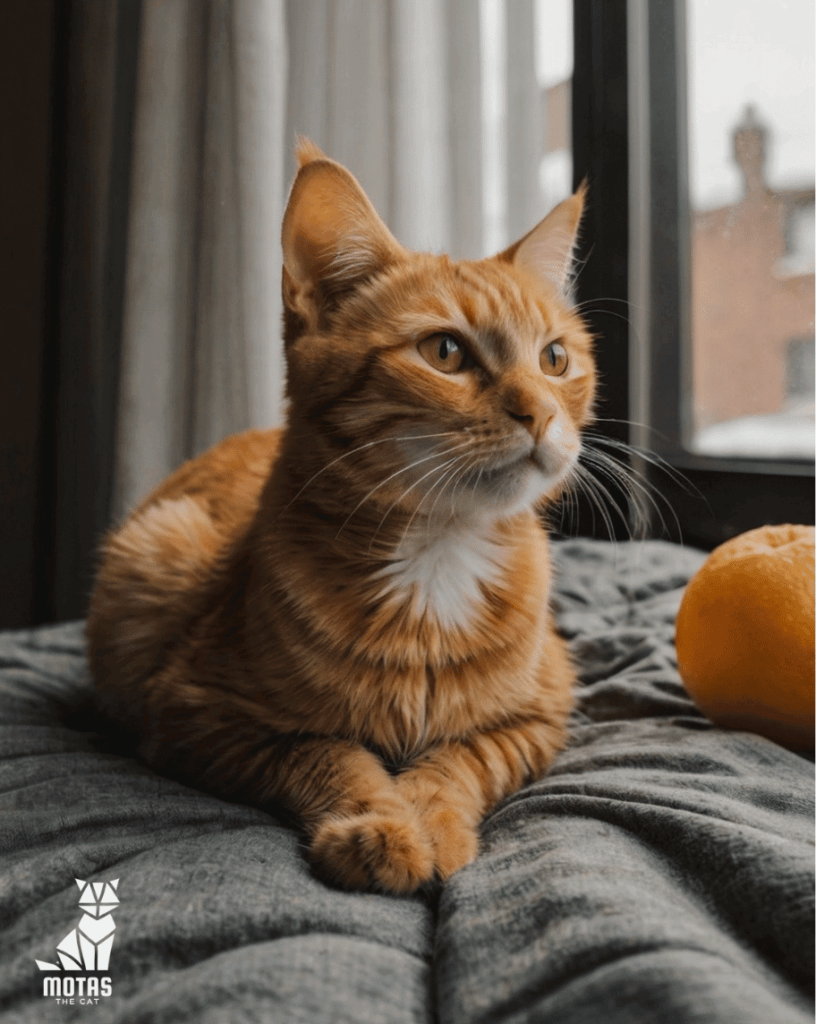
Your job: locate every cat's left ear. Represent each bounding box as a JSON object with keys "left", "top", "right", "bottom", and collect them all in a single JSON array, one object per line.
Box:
[{"left": 497, "top": 181, "right": 586, "bottom": 294}]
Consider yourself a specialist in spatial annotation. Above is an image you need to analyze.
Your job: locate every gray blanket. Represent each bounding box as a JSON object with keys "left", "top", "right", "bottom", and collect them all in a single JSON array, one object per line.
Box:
[{"left": 0, "top": 539, "right": 812, "bottom": 1023}]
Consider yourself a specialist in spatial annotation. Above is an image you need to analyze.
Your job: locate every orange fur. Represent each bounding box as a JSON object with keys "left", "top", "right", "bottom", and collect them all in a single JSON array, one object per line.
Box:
[{"left": 87, "top": 141, "right": 596, "bottom": 893}]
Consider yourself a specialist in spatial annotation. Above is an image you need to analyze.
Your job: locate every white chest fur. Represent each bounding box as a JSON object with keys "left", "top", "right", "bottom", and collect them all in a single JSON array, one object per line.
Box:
[{"left": 376, "top": 523, "right": 506, "bottom": 631}]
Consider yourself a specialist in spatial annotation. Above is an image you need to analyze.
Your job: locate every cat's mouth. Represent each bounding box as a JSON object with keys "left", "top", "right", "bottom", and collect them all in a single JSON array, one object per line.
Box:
[
  {"left": 424, "top": 440, "right": 577, "bottom": 520},
  {"left": 479, "top": 442, "right": 572, "bottom": 483},
  {"left": 465, "top": 443, "right": 577, "bottom": 511},
  {"left": 476, "top": 452, "right": 532, "bottom": 485}
]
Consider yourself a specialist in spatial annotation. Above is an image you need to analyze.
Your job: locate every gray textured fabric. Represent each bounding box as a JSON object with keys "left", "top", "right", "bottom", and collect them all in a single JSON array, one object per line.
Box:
[{"left": 0, "top": 539, "right": 812, "bottom": 1023}]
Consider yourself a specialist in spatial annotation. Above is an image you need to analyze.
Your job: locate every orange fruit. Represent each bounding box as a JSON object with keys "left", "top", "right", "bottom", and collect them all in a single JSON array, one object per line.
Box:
[{"left": 676, "top": 524, "right": 815, "bottom": 750}]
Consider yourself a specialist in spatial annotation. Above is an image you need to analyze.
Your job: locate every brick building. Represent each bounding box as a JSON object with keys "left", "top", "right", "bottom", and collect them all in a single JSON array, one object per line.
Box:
[{"left": 691, "top": 106, "right": 815, "bottom": 445}]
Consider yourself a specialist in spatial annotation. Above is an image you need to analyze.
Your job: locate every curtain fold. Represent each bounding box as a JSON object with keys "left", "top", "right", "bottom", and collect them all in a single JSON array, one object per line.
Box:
[
  {"left": 113, "top": 0, "right": 287, "bottom": 520},
  {"left": 505, "top": 0, "right": 541, "bottom": 243},
  {"left": 48, "top": 0, "right": 142, "bottom": 620}
]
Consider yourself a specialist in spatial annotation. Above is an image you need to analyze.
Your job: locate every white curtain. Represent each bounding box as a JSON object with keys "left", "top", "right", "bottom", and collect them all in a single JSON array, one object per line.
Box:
[
  {"left": 112, "top": 0, "right": 541, "bottom": 518},
  {"left": 113, "top": 0, "right": 288, "bottom": 518}
]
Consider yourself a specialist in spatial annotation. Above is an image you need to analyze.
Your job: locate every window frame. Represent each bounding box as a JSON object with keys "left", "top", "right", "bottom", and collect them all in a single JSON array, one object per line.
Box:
[{"left": 569, "top": 0, "right": 634, "bottom": 542}]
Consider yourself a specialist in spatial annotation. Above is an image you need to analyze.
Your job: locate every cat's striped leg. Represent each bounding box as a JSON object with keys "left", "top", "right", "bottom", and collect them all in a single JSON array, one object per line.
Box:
[{"left": 395, "top": 712, "right": 569, "bottom": 880}]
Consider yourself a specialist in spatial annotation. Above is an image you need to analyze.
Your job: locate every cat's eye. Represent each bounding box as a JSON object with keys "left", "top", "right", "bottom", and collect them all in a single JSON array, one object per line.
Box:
[
  {"left": 540, "top": 341, "right": 568, "bottom": 377},
  {"left": 418, "top": 333, "right": 471, "bottom": 374}
]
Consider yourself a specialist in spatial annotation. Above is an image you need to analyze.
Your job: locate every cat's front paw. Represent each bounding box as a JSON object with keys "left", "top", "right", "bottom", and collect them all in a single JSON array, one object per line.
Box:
[
  {"left": 420, "top": 805, "right": 479, "bottom": 880},
  {"left": 310, "top": 811, "right": 435, "bottom": 894},
  {"left": 394, "top": 775, "right": 480, "bottom": 880}
]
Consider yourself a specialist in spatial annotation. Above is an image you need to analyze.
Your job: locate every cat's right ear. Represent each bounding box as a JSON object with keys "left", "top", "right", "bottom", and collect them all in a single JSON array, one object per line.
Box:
[
  {"left": 497, "top": 181, "right": 587, "bottom": 296},
  {"left": 281, "top": 140, "right": 402, "bottom": 330}
]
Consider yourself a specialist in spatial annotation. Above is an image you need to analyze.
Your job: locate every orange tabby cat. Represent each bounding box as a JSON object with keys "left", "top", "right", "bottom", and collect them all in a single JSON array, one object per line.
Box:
[{"left": 87, "top": 141, "right": 595, "bottom": 894}]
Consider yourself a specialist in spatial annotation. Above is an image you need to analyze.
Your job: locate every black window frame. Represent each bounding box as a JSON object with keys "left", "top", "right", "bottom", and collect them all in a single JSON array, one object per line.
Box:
[{"left": 571, "top": 0, "right": 815, "bottom": 551}]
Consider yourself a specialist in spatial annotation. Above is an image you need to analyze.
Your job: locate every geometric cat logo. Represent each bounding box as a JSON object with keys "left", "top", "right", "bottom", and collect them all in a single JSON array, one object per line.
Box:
[{"left": 35, "top": 879, "right": 119, "bottom": 972}]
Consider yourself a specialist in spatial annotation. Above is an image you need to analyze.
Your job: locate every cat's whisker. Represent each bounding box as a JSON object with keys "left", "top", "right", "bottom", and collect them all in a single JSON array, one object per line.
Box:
[
  {"left": 553, "top": 449, "right": 643, "bottom": 544},
  {"left": 569, "top": 480, "right": 581, "bottom": 534},
  {"left": 579, "top": 450, "right": 654, "bottom": 540},
  {"left": 563, "top": 478, "right": 583, "bottom": 537},
  {"left": 580, "top": 446, "right": 682, "bottom": 542},
  {"left": 588, "top": 417, "right": 679, "bottom": 456},
  {"left": 566, "top": 421, "right": 702, "bottom": 545},
  {"left": 401, "top": 455, "right": 476, "bottom": 548},
  {"left": 578, "top": 308, "right": 636, "bottom": 332},
  {"left": 569, "top": 469, "right": 612, "bottom": 541},
  {"left": 572, "top": 462, "right": 635, "bottom": 542},
  {"left": 583, "top": 429, "right": 702, "bottom": 497},
  {"left": 573, "top": 296, "right": 646, "bottom": 319},
  {"left": 556, "top": 469, "right": 597, "bottom": 539},
  {"left": 581, "top": 443, "right": 655, "bottom": 496},
  {"left": 337, "top": 440, "right": 474, "bottom": 543},
  {"left": 369, "top": 447, "right": 476, "bottom": 551},
  {"left": 422, "top": 454, "right": 481, "bottom": 541},
  {"left": 582, "top": 444, "right": 658, "bottom": 532},
  {"left": 583, "top": 436, "right": 683, "bottom": 542},
  {"left": 425, "top": 454, "right": 473, "bottom": 528},
  {"left": 559, "top": 475, "right": 579, "bottom": 535},
  {"left": 274, "top": 430, "right": 464, "bottom": 524},
  {"left": 568, "top": 294, "right": 650, "bottom": 364},
  {"left": 445, "top": 457, "right": 476, "bottom": 522}
]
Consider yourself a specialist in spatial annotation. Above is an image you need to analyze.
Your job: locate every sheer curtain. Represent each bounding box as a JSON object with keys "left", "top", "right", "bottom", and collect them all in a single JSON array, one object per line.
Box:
[
  {"left": 52, "top": 0, "right": 543, "bottom": 617},
  {"left": 113, "top": 0, "right": 288, "bottom": 521}
]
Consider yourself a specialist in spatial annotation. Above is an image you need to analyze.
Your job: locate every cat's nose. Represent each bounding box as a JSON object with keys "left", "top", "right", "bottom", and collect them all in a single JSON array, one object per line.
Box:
[
  {"left": 507, "top": 409, "right": 534, "bottom": 428},
  {"left": 503, "top": 389, "right": 556, "bottom": 443}
]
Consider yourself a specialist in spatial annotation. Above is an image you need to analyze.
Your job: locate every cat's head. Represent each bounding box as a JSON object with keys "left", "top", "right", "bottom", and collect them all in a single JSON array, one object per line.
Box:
[{"left": 279, "top": 139, "right": 595, "bottom": 526}]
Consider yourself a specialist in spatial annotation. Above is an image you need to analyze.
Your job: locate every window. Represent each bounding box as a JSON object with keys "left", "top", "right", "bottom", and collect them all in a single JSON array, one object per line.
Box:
[
  {"left": 686, "top": 1, "right": 815, "bottom": 462},
  {"left": 573, "top": 0, "right": 814, "bottom": 549},
  {"left": 536, "top": 0, "right": 573, "bottom": 210}
]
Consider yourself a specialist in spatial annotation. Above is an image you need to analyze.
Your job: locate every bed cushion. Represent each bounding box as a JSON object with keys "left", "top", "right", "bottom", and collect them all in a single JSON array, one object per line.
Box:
[{"left": 0, "top": 539, "right": 812, "bottom": 1023}]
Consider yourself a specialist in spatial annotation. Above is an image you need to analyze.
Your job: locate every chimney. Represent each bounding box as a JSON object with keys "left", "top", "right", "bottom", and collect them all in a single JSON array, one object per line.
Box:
[{"left": 733, "top": 104, "right": 768, "bottom": 198}]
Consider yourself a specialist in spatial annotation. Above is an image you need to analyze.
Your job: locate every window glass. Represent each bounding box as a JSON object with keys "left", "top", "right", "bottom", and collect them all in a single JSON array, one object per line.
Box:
[
  {"left": 535, "top": 0, "right": 573, "bottom": 209},
  {"left": 687, "top": 0, "right": 815, "bottom": 460}
]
